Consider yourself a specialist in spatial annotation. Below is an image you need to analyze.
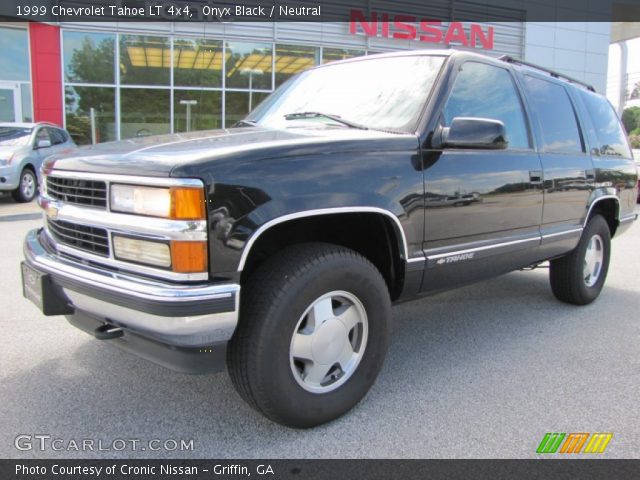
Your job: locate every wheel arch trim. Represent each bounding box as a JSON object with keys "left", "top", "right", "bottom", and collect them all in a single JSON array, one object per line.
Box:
[
  {"left": 236, "top": 207, "right": 414, "bottom": 272},
  {"left": 583, "top": 194, "right": 620, "bottom": 228}
]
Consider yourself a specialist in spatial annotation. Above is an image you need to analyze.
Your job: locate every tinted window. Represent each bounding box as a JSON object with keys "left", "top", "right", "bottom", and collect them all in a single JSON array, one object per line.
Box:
[
  {"left": 35, "top": 128, "right": 50, "bottom": 144},
  {"left": 523, "top": 76, "right": 583, "bottom": 154},
  {"left": 443, "top": 62, "right": 529, "bottom": 149},
  {"left": 48, "top": 128, "right": 66, "bottom": 145},
  {"left": 579, "top": 90, "right": 631, "bottom": 158}
]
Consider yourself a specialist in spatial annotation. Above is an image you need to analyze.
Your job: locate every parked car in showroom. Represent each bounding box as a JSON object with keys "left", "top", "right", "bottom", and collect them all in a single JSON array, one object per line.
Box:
[
  {"left": 0, "top": 122, "right": 76, "bottom": 202},
  {"left": 21, "top": 50, "right": 638, "bottom": 428}
]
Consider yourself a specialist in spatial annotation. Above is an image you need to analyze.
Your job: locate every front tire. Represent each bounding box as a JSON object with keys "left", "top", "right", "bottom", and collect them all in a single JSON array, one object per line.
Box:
[
  {"left": 227, "top": 243, "right": 391, "bottom": 428},
  {"left": 12, "top": 168, "right": 37, "bottom": 203},
  {"left": 549, "top": 214, "right": 611, "bottom": 305}
]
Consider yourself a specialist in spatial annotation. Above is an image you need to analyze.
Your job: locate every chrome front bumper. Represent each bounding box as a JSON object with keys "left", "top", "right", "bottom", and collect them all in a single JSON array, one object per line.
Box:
[{"left": 23, "top": 228, "right": 240, "bottom": 348}]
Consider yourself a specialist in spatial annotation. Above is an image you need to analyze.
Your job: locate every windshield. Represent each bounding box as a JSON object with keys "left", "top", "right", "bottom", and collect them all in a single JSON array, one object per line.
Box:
[
  {"left": 0, "top": 127, "right": 33, "bottom": 147},
  {"left": 247, "top": 55, "right": 445, "bottom": 132}
]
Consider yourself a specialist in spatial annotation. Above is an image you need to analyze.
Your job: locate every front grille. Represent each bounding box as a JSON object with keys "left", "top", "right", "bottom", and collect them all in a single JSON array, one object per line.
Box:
[
  {"left": 46, "top": 176, "right": 107, "bottom": 208},
  {"left": 47, "top": 218, "right": 110, "bottom": 257}
]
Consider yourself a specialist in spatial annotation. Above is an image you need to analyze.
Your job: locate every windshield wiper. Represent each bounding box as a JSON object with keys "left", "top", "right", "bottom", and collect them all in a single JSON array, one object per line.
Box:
[
  {"left": 231, "top": 119, "right": 257, "bottom": 128},
  {"left": 284, "top": 112, "right": 369, "bottom": 130}
]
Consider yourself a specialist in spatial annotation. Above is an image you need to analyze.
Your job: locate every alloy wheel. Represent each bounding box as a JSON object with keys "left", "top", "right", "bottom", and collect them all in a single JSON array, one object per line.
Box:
[{"left": 289, "top": 290, "right": 368, "bottom": 394}]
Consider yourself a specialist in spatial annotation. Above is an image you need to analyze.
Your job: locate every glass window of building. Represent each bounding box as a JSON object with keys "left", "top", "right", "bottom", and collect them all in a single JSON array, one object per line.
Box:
[
  {"left": 252, "top": 92, "right": 270, "bottom": 109},
  {"left": 120, "top": 88, "right": 170, "bottom": 139},
  {"left": 274, "top": 45, "right": 319, "bottom": 87},
  {"left": 0, "top": 26, "right": 31, "bottom": 121},
  {"left": 225, "top": 92, "right": 251, "bottom": 127},
  {"left": 322, "top": 48, "right": 365, "bottom": 64},
  {"left": 225, "top": 91, "right": 272, "bottom": 127},
  {"left": 173, "top": 90, "right": 222, "bottom": 132},
  {"left": 0, "top": 88, "right": 18, "bottom": 122},
  {"left": 65, "top": 86, "right": 116, "bottom": 145},
  {"left": 120, "top": 35, "right": 170, "bottom": 86},
  {"left": 173, "top": 38, "right": 223, "bottom": 88},
  {"left": 0, "top": 27, "right": 30, "bottom": 82},
  {"left": 20, "top": 85, "right": 32, "bottom": 122},
  {"left": 63, "top": 31, "right": 115, "bottom": 84},
  {"left": 226, "top": 41, "right": 273, "bottom": 90}
]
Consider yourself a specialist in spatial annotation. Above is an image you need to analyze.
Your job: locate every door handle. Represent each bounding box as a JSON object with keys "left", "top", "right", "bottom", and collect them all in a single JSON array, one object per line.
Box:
[{"left": 529, "top": 170, "right": 543, "bottom": 185}]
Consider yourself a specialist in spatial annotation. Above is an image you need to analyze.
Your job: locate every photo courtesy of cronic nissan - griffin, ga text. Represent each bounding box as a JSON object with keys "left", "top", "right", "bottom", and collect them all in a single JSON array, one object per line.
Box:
[{"left": 21, "top": 50, "right": 638, "bottom": 428}]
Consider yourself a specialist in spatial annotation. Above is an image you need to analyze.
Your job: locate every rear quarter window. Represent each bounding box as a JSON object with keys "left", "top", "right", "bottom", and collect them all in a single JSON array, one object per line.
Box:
[
  {"left": 522, "top": 75, "right": 584, "bottom": 154},
  {"left": 579, "top": 90, "right": 632, "bottom": 158}
]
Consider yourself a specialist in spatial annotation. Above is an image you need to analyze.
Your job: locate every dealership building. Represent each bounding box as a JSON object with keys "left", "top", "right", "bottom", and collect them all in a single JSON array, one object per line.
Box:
[{"left": 0, "top": 14, "right": 614, "bottom": 145}]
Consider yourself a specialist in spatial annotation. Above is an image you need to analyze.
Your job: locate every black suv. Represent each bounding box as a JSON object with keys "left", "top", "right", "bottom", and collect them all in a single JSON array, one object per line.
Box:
[{"left": 22, "top": 50, "right": 638, "bottom": 428}]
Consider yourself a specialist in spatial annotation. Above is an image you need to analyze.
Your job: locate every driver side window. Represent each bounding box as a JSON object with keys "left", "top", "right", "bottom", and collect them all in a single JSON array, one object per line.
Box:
[
  {"left": 35, "top": 128, "right": 50, "bottom": 146},
  {"left": 443, "top": 62, "right": 530, "bottom": 150}
]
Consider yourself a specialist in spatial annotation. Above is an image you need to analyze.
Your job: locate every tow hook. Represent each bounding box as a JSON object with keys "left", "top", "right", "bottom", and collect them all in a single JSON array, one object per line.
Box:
[{"left": 94, "top": 323, "right": 124, "bottom": 340}]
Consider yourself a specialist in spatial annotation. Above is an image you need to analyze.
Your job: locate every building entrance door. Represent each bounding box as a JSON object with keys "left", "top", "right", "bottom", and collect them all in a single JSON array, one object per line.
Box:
[{"left": 0, "top": 82, "right": 22, "bottom": 122}]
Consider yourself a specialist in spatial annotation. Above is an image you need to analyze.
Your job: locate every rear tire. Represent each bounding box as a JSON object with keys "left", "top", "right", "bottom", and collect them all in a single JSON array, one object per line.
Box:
[
  {"left": 549, "top": 214, "right": 611, "bottom": 305},
  {"left": 227, "top": 243, "right": 391, "bottom": 428},
  {"left": 12, "top": 168, "right": 37, "bottom": 203}
]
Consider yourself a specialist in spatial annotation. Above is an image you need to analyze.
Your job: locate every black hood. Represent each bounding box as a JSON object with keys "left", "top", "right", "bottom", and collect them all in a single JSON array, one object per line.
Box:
[{"left": 43, "top": 127, "right": 418, "bottom": 177}]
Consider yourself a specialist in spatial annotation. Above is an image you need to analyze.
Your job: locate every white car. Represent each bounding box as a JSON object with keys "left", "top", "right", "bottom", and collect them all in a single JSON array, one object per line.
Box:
[{"left": 0, "top": 122, "right": 76, "bottom": 202}]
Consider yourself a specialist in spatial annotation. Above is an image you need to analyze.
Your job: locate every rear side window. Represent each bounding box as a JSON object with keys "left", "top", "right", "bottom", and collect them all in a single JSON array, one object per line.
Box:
[
  {"left": 523, "top": 76, "right": 584, "bottom": 154},
  {"left": 47, "top": 128, "right": 66, "bottom": 145},
  {"left": 35, "top": 128, "right": 50, "bottom": 143},
  {"left": 442, "top": 62, "right": 529, "bottom": 149},
  {"left": 579, "top": 90, "right": 631, "bottom": 158}
]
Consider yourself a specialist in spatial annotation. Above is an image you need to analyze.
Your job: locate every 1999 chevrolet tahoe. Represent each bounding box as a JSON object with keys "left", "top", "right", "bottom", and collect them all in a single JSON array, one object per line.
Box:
[{"left": 21, "top": 51, "right": 638, "bottom": 428}]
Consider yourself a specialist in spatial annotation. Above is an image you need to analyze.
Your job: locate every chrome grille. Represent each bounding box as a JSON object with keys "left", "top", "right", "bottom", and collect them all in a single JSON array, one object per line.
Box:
[
  {"left": 47, "top": 218, "right": 110, "bottom": 257},
  {"left": 46, "top": 176, "right": 107, "bottom": 208}
]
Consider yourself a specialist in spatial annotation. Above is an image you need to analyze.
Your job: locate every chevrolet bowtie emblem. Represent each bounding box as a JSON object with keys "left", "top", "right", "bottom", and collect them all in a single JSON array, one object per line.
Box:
[{"left": 45, "top": 205, "right": 59, "bottom": 220}]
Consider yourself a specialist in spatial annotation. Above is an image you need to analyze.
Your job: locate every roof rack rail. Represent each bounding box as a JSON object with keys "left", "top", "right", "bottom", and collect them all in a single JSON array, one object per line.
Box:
[{"left": 498, "top": 55, "right": 596, "bottom": 92}]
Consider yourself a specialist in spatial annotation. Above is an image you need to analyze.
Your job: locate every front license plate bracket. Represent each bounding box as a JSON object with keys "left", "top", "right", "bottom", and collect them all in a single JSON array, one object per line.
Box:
[{"left": 21, "top": 262, "right": 74, "bottom": 316}]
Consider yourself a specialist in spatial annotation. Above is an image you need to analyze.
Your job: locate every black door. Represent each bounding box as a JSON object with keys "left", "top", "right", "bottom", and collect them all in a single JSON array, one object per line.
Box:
[
  {"left": 519, "top": 74, "right": 595, "bottom": 243},
  {"left": 421, "top": 60, "right": 544, "bottom": 293}
]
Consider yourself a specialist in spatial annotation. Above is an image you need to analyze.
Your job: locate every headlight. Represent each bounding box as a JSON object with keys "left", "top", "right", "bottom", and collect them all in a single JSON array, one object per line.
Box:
[
  {"left": 113, "top": 235, "right": 208, "bottom": 273},
  {"left": 110, "top": 184, "right": 205, "bottom": 219},
  {"left": 0, "top": 153, "right": 14, "bottom": 166},
  {"left": 113, "top": 236, "right": 171, "bottom": 268}
]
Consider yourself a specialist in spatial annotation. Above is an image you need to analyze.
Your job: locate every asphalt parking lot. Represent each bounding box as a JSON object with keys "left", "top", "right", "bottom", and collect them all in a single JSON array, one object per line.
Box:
[{"left": 1, "top": 208, "right": 638, "bottom": 459}]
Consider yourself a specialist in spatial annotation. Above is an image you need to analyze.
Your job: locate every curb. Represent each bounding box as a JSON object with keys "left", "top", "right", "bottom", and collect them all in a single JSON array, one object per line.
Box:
[{"left": 0, "top": 213, "right": 41, "bottom": 222}]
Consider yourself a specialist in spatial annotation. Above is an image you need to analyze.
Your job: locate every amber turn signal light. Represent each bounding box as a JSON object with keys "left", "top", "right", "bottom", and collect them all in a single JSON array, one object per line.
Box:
[
  {"left": 170, "top": 187, "right": 206, "bottom": 220},
  {"left": 171, "top": 241, "right": 208, "bottom": 273}
]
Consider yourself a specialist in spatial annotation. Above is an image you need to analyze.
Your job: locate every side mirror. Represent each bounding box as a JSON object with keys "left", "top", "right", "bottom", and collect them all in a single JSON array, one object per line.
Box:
[
  {"left": 435, "top": 117, "right": 508, "bottom": 150},
  {"left": 35, "top": 139, "right": 51, "bottom": 149}
]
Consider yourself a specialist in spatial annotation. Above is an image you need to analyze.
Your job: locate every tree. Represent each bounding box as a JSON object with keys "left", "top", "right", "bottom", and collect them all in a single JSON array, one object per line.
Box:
[
  {"left": 629, "top": 81, "right": 640, "bottom": 100},
  {"left": 621, "top": 106, "right": 640, "bottom": 134},
  {"left": 67, "top": 36, "right": 115, "bottom": 84}
]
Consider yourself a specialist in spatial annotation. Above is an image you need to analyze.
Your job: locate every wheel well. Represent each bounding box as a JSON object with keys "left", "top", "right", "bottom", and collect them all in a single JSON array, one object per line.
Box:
[
  {"left": 240, "top": 213, "right": 405, "bottom": 300},
  {"left": 588, "top": 198, "right": 618, "bottom": 237},
  {"left": 22, "top": 164, "right": 37, "bottom": 183}
]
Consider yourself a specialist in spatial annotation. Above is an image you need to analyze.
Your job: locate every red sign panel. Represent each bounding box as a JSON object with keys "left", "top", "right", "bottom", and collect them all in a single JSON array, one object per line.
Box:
[{"left": 349, "top": 9, "right": 494, "bottom": 50}]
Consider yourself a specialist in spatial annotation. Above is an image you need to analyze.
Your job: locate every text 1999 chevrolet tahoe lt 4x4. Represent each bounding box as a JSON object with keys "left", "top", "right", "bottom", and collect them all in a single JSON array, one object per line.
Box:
[{"left": 22, "top": 51, "right": 638, "bottom": 427}]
